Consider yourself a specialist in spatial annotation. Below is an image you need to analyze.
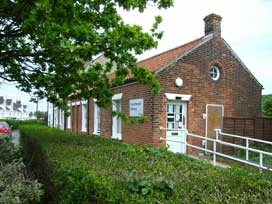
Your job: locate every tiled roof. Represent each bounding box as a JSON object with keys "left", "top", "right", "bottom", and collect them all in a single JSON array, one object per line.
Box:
[
  {"left": 109, "top": 36, "right": 205, "bottom": 80},
  {"left": 137, "top": 36, "right": 204, "bottom": 72}
]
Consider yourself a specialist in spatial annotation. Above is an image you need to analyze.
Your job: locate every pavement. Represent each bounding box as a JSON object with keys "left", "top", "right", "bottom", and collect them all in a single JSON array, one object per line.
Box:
[
  {"left": 11, "top": 130, "right": 20, "bottom": 145},
  {"left": 188, "top": 154, "right": 230, "bottom": 168}
]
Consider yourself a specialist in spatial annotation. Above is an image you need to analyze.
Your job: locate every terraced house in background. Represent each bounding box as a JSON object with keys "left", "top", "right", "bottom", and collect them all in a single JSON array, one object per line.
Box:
[
  {"left": 49, "top": 14, "right": 263, "bottom": 154},
  {"left": 0, "top": 96, "right": 33, "bottom": 120}
]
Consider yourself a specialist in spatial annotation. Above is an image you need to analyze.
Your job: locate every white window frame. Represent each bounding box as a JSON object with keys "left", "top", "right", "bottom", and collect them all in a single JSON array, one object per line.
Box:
[
  {"left": 67, "top": 114, "right": 71, "bottom": 129},
  {"left": 93, "top": 99, "right": 101, "bottom": 135},
  {"left": 81, "top": 100, "right": 88, "bottom": 132},
  {"left": 67, "top": 103, "right": 71, "bottom": 129},
  {"left": 112, "top": 93, "right": 122, "bottom": 140},
  {"left": 210, "top": 65, "right": 220, "bottom": 81},
  {"left": 53, "top": 108, "right": 58, "bottom": 128},
  {"left": 60, "top": 110, "right": 65, "bottom": 130}
]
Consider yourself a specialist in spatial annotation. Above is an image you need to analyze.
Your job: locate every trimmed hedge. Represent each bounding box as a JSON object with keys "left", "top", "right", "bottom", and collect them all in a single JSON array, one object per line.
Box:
[
  {"left": 3, "top": 119, "right": 46, "bottom": 130},
  {"left": 21, "top": 125, "right": 272, "bottom": 204}
]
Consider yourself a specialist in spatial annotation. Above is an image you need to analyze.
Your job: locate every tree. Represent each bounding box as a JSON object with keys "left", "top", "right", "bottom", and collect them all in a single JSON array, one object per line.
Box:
[
  {"left": 29, "top": 111, "right": 33, "bottom": 118},
  {"left": 263, "top": 97, "right": 272, "bottom": 116},
  {"left": 35, "top": 110, "right": 47, "bottom": 120},
  {"left": 1, "top": 0, "right": 173, "bottom": 114}
]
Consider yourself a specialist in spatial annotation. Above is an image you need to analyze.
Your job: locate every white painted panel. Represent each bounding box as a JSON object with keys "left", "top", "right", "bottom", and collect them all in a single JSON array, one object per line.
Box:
[
  {"left": 165, "top": 93, "right": 192, "bottom": 101},
  {"left": 129, "top": 99, "right": 144, "bottom": 117}
]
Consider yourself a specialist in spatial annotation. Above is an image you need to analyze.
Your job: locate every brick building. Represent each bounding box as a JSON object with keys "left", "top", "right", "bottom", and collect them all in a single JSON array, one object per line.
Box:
[{"left": 61, "top": 14, "right": 262, "bottom": 154}]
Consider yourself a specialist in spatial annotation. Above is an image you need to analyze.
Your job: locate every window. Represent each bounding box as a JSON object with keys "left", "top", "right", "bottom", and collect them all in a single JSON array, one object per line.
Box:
[
  {"left": 81, "top": 102, "right": 88, "bottom": 132},
  {"left": 94, "top": 102, "right": 101, "bottom": 134},
  {"left": 115, "top": 100, "right": 121, "bottom": 134},
  {"left": 167, "top": 103, "right": 185, "bottom": 130},
  {"left": 67, "top": 103, "right": 71, "bottom": 129},
  {"left": 67, "top": 114, "right": 71, "bottom": 129},
  {"left": 112, "top": 93, "right": 122, "bottom": 140},
  {"left": 210, "top": 65, "right": 220, "bottom": 81}
]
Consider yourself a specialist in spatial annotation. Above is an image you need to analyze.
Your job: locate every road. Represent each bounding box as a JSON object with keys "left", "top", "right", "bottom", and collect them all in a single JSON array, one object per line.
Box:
[{"left": 11, "top": 130, "right": 20, "bottom": 145}]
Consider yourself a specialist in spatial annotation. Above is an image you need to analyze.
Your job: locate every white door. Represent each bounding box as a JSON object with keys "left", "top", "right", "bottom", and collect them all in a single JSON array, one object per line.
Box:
[
  {"left": 112, "top": 100, "right": 122, "bottom": 139},
  {"left": 166, "top": 101, "right": 187, "bottom": 153}
]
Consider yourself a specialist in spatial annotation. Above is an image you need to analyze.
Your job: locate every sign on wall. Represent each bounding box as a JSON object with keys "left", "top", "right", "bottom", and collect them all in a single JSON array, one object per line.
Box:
[{"left": 129, "top": 99, "right": 144, "bottom": 117}]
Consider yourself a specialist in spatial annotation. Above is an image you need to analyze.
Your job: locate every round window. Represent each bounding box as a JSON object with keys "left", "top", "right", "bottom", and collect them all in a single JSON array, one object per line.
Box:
[{"left": 210, "top": 65, "right": 220, "bottom": 81}]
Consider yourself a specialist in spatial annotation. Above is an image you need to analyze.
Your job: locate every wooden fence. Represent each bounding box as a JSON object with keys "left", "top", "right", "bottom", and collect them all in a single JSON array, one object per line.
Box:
[
  {"left": 221, "top": 117, "right": 272, "bottom": 154},
  {"left": 223, "top": 117, "right": 272, "bottom": 141}
]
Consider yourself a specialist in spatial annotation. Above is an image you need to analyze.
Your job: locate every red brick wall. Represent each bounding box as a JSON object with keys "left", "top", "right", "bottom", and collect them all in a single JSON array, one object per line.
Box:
[
  {"left": 101, "top": 83, "right": 154, "bottom": 145},
  {"left": 88, "top": 99, "right": 94, "bottom": 134},
  {"left": 68, "top": 37, "right": 262, "bottom": 152},
  {"left": 151, "top": 37, "right": 262, "bottom": 151},
  {"left": 70, "top": 100, "right": 82, "bottom": 133}
]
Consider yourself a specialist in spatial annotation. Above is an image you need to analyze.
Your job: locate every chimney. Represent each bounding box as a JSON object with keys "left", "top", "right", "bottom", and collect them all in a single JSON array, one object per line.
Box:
[{"left": 204, "top": 13, "right": 222, "bottom": 37}]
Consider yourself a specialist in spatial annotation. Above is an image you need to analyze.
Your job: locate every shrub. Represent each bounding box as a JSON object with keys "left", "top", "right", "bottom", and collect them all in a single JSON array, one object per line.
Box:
[
  {"left": 3, "top": 119, "right": 46, "bottom": 130},
  {"left": 20, "top": 125, "right": 272, "bottom": 204},
  {"left": 0, "top": 161, "right": 43, "bottom": 204},
  {"left": 0, "top": 134, "right": 43, "bottom": 204},
  {"left": 0, "top": 135, "right": 19, "bottom": 164}
]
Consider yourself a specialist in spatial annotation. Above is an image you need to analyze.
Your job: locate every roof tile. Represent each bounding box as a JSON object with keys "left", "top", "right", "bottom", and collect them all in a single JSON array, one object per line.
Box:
[
  {"left": 137, "top": 36, "right": 204, "bottom": 72},
  {"left": 109, "top": 36, "right": 205, "bottom": 79}
]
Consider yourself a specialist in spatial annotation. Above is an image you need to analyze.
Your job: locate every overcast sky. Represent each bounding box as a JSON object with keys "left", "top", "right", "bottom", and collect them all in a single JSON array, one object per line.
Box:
[{"left": 0, "top": 0, "right": 271, "bottom": 111}]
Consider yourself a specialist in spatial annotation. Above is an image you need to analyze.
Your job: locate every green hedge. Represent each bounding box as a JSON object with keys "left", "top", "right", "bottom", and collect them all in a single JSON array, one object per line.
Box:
[
  {"left": 0, "top": 135, "right": 43, "bottom": 204},
  {"left": 3, "top": 119, "right": 46, "bottom": 129},
  {"left": 20, "top": 125, "right": 272, "bottom": 204}
]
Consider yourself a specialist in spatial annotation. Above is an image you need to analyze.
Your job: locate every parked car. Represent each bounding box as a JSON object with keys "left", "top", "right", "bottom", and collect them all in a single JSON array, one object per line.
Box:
[{"left": 0, "top": 122, "right": 12, "bottom": 135}]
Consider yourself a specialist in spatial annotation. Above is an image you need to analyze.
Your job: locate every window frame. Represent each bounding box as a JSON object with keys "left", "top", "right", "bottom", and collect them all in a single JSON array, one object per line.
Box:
[
  {"left": 210, "top": 65, "right": 220, "bottom": 81},
  {"left": 94, "top": 101, "right": 101, "bottom": 135},
  {"left": 81, "top": 101, "right": 88, "bottom": 132}
]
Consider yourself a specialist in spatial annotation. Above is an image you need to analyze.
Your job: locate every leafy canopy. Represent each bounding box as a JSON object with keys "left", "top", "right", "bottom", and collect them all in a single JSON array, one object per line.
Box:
[
  {"left": 0, "top": 0, "right": 173, "bottom": 113},
  {"left": 263, "top": 96, "right": 272, "bottom": 116}
]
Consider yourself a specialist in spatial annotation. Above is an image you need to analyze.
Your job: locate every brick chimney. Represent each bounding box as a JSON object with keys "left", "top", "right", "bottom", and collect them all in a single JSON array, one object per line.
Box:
[{"left": 204, "top": 13, "right": 222, "bottom": 37}]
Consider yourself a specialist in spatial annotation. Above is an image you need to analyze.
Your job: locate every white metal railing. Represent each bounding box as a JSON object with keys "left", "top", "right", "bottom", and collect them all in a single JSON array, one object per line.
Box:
[{"left": 159, "top": 127, "right": 272, "bottom": 172}]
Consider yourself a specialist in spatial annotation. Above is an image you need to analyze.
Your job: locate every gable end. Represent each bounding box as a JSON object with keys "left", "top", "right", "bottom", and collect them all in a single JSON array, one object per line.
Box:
[
  {"left": 154, "top": 34, "right": 214, "bottom": 74},
  {"left": 222, "top": 39, "right": 263, "bottom": 88}
]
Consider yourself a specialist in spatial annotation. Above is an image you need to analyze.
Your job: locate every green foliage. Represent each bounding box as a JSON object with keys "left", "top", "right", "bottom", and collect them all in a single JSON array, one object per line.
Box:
[
  {"left": 34, "top": 111, "right": 48, "bottom": 119},
  {"left": 0, "top": 161, "right": 43, "bottom": 204},
  {"left": 3, "top": 119, "right": 46, "bottom": 130},
  {"left": 112, "top": 111, "right": 148, "bottom": 125},
  {"left": 263, "top": 97, "right": 272, "bottom": 116},
  {"left": 20, "top": 125, "right": 272, "bottom": 204},
  {"left": 237, "top": 144, "right": 272, "bottom": 167},
  {"left": 0, "top": 134, "right": 43, "bottom": 204},
  {"left": 127, "top": 171, "right": 174, "bottom": 196},
  {"left": 1, "top": 0, "right": 173, "bottom": 113},
  {"left": 0, "top": 135, "right": 19, "bottom": 164}
]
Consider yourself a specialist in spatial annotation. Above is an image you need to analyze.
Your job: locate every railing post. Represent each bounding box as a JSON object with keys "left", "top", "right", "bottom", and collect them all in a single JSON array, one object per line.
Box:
[
  {"left": 213, "top": 130, "right": 219, "bottom": 167},
  {"left": 246, "top": 139, "right": 249, "bottom": 161},
  {"left": 213, "top": 140, "right": 216, "bottom": 166},
  {"left": 215, "top": 129, "right": 219, "bottom": 141},
  {"left": 259, "top": 152, "right": 263, "bottom": 173}
]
